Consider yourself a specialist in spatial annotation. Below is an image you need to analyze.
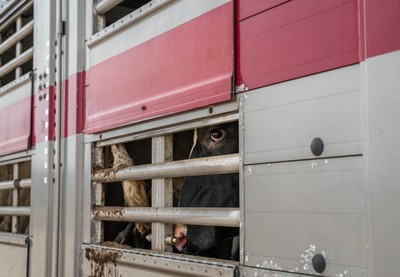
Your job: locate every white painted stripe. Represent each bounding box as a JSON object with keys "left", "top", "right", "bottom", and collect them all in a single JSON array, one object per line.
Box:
[{"left": 88, "top": 0, "right": 230, "bottom": 67}]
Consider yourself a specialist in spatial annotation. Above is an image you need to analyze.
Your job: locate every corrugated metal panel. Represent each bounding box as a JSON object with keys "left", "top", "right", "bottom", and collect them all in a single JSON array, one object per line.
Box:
[
  {"left": 86, "top": 1, "right": 234, "bottom": 133},
  {"left": 236, "top": 0, "right": 359, "bottom": 90}
]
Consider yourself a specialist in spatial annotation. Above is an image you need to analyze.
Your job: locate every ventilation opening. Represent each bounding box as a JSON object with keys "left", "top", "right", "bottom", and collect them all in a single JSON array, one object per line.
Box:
[
  {"left": 91, "top": 120, "right": 240, "bottom": 261},
  {"left": 0, "top": 3, "right": 33, "bottom": 87},
  {"left": 0, "top": 159, "right": 31, "bottom": 235}
]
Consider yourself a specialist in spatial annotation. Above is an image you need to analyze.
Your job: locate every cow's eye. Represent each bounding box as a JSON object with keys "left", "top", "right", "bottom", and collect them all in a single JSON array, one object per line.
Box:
[{"left": 210, "top": 128, "right": 227, "bottom": 142}]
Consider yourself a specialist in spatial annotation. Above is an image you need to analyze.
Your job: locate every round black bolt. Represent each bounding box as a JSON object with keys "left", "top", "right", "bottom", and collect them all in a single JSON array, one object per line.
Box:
[
  {"left": 310, "top": 137, "right": 324, "bottom": 156},
  {"left": 312, "top": 253, "right": 326, "bottom": 273},
  {"left": 141, "top": 105, "right": 147, "bottom": 111}
]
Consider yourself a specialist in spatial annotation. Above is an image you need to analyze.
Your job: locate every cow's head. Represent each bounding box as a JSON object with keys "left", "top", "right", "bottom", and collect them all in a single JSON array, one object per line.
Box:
[{"left": 175, "top": 122, "right": 239, "bottom": 260}]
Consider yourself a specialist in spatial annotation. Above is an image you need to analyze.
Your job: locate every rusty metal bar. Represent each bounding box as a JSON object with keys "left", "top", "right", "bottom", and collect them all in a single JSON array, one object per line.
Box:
[
  {"left": 92, "top": 146, "right": 105, "bottom": 243},
  {"left": 151, "top": 135, "right": 173, "bottom": 252},
  {"left": 0, "top": 179, "right": 31, "bottom": 190},
  {"left": 92, "top": 153, "right": 239, "bottom": 183},
  {"left": 0, "top": 207, "right": 30, "bottom": 216},
  {"left": 0, "top": 20, "right": 33, "bottom": 55},
  {"left": 94, "top": 0, "right": 124, "bottom": 15},
  {"left": 0, "top": 232, "right": 28, "bottom": 246},
  {"left": 0, "top": 47, "right": 33, "bottom": 78},
  {"left": 92, "top": 207, "right": 240, "bottom": 227}
]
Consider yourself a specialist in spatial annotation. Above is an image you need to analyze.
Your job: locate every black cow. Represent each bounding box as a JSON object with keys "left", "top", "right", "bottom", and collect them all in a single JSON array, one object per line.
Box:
[
  {"left": 174, "top": 122, "right": 239, "bottom": 260},
  {"left": 109, "top": 122, "right": 239, "bottom": 260}
]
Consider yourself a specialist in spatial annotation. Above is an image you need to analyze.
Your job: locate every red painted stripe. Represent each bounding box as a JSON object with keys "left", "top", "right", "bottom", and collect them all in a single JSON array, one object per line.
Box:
[
  {"left": 62, "top": 72, "right": 86, "bottom": 138},
  {"left": 236, "top": 0, "right": 359, "bottom": 90},
  {"left": 363, "top": 0, "right": 400, "bottom": 59},
  {"left": 0, "top": 97, "right": 31, "bottom": 156},
  {"left": 86, "top": 2, "right": 234, "bottom": 134},
  {"left": 236, "top": 0, "right": 290, "bottom": 21}
]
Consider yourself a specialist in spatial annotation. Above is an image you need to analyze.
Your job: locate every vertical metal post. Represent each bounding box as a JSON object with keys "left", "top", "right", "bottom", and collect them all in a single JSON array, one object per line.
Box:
[
  {"left": 15, "top": 16, "right": 22, "bottom": 78},
  {"left": 92, "top": 146, "right": 105, "bottom": 243},
  {"left": 151, "top": 135, "right": 173, "bottom": 252},
  {"left": 97, "top": 15, "right": 106, "bottom": 31},
  {"left": 12, "top": 163, "right": 19, "bottom": 233}
]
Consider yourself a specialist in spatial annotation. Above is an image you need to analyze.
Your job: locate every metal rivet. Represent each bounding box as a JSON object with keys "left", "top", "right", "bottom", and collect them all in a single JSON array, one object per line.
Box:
[
  {"left": 209, "top": 106, "right": 214, "bottom": 114},
  {"left": 141, "top": 105, "right": 147, "bottom": 111},
  {"left": 312, "top": 254, "right": 326, "bottom": 273},
  {"left": 310, "top": 137, "right": 324, "bottom": 156}
]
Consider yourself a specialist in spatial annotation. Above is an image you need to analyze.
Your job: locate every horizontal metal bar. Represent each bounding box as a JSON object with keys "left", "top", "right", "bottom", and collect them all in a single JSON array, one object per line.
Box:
[
  {"left": 92, "top": 153, "right": 239, "bottom": 182},
  {"left": 93, "top": 207, "right": 240, "bottom": 227},
  {"left": 0, "top": 20, "right": 33, "bottom": 55},
  {"left": 95, "top": 113, "right": 239, "bottom": 147},
  {"left": 88, "top": 0, "right": 175, "bottom": 48},
  {"left": 0, "top": 47, "right": 33, "bottom": 78},
  {"left": 0, "top": 207, "right": 30, "bottom": 216},
  {"left": 0, "top": 153, "right": 31, "bottom": 166},
  {"left": 82, "top": 244, "right": 238, "bottom": 276},
  {"left": 94, "top": 0, "right": 124, "bottom": 15},
  {"left": 0, "top": 179, "right": 31, "bottom": 190},
  {"left": 0, "top": 0, "right": 33, "bottom": 32},
  {"left": 0, "top": 232, "right": 29, "bottom": 246}
]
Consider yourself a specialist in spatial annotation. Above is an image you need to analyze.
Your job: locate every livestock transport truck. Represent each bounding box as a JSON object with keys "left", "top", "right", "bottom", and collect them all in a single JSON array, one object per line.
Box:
[{"left": 0, "top": 0, "right": 399, "bottom": 276}]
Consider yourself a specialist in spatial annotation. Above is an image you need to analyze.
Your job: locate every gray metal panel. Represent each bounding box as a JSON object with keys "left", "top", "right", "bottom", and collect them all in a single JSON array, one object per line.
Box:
[
  {"left": 30, "top": 142, "right": 55, "bottom": 277},
  {"left": 363, "top": 51, "right": 400, "bottom": 277},
  {"left": 244, "top": 157, "right": 366, "bottom": 276},
  {"left": 0, "top": 242, "right": 28, "bottom": 277},
  {"left": 243, "top": 65, "right": 362, "bottom": 164}
]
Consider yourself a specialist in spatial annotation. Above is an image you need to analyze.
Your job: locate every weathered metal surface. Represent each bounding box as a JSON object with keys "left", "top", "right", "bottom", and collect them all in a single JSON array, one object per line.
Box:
[
  {"left": 92, "top": 154, "right": 239, "bottom": 182},
  {"left": 243, "top": 157, "right": 365, "bottom": 276},
  {"left": 82, "top": 244, "right": 238, "bottom": 277},
  {"left": 0, "top": 239, "right": 28, "bottom": 276},
  {"left": 92, "top": 207, "right": 240, "bottom": 227}
]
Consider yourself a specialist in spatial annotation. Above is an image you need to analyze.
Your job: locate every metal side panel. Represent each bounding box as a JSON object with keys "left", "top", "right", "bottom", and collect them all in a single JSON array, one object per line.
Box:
[
  {"left": 243, "top": 156, "right": 366, "bottom": 277},
  {"left": 0, "top": 233, "right": 29, "bottom": 277},
  {"left": 86, "top": 0, "right": 234, "bottom": 133},
  {"left": 58, "top": 134, "right": 84, "bottom": 277},
  {"left": 82, "top": 244, "right": 238, "bottom": 277},
  {"left": 364, "top": 50, "right": 400, "bottom": 277},
  {"left": 0, "top": 242, "right": 28, "bottom": 277},
  {"left": 243, "top": 65, "right": 362, "bottom": 164},
  {"left": 236, "top": 0, "right": 359, "bottom": 90},
  {"left": 0, "top": 75, "right": 32, "bottom": 156}
]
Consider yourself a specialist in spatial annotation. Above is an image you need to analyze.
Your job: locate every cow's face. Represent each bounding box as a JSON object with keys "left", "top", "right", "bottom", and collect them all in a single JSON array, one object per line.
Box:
[
  {"left": 196, "top": 122, "right": 238, "bottom": 157},
  {"left": 176, "top": 122, "right": 239, "bottom": 260}
]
